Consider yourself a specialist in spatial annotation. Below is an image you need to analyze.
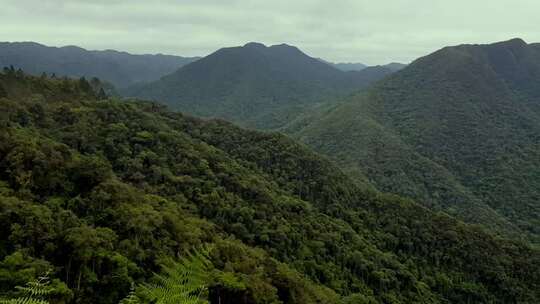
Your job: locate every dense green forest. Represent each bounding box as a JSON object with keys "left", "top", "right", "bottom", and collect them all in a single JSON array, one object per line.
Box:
[
  {"left": 1, "top": 70, "right": 539, "bottom": 303},
  {"left": 123, "top": 42, "right": 394, "bottom": 129},
  {"left": 288, "top": 38, "right": 540, "bottom": 243}
]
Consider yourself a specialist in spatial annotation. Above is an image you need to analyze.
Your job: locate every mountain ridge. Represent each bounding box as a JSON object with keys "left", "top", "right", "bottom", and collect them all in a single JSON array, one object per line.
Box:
[
  {"left": 0, "top": 41, "right": 200, "bottom": 88},
  {"left": 288, "top": 38, "right": 540, "bottom": 242},
  {"left": 124, "top": 42, "right": 395, "bottom": 129}
]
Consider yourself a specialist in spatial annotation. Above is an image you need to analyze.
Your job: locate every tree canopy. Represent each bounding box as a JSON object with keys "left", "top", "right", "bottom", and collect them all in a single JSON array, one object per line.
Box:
[{"left": 0, "top": 71, "right": 538, "bottom": 304}]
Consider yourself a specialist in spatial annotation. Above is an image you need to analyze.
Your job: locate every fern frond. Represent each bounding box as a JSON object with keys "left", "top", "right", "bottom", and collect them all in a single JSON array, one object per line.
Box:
[
  {"left": 0, "top": 297, "right": 49, "bottom": 304},
  {"left": 119, "top": 284, "right": 141, "bottom": 304},
  {"left": 138, "top": 246, "right": 212, "bottom": 304},
  {"left": 0, "top": 270, "right": 54, "bottom": 304}
]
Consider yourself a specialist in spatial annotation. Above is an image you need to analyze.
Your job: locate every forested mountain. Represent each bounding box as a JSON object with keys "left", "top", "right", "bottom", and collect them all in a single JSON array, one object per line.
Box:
[
  {"left": 0, "top": 42, "right": 200, "bottom": 88},
  {"left": 1, "top": 71, "right": 539, "bottom": 304},
  {"left": 288, "top": 38, "right": 540, "bottom": 243},
  {"left": 124, "top": 42, "right": 394, "bottom": 129}
]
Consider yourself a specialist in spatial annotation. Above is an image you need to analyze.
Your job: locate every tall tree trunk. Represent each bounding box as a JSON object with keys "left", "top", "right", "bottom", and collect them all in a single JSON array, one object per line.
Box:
[{"left": 77, "top": 265, "right": 83, "bottom": 291}]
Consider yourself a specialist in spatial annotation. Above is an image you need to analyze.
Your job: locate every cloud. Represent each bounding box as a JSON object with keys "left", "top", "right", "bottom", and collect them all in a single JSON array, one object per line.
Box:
[{"left": 1, "top": 0, "right": 539, "bottom": 64}]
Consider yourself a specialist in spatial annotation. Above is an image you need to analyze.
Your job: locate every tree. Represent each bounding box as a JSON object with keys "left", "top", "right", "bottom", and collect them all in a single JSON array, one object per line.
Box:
[
  {"left": 2, "top": 66, "right": 15, "bottom": 76},
  {"left": 0, "top": 84, "right": 6, "bottom": 98},
  {"left": 78, "top": 77, "right": 92, "bottom": 94},
  {"left": 15, "top": 68, "right": 24, "bottom": 78},
  {"left": 98, "top": 88, "right": 108, "bottom": 100},
  {"left": 63, "top": 226, "right": 117, "bottom": 291}
]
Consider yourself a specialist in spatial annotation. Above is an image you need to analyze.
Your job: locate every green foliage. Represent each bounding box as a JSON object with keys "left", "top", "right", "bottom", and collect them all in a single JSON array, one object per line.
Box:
[
  {"left": 118, "top": 286, "right": 140, "bottom": 304},
  {"left": 0, "top": 271, "right": 53, "bottom": 304},
  {"left": 138, "top": 248, "right": 212, "bottom": 304},
  {"left": 342, "top": 293, "right": 378, "bottom": 304},
  {"left": 97, "top": 88, "right": 108, "bottom": 100},
  {"left": 289, "top": 38, "right": 540, "bottom": 243},
  {"left": 0, "top": 71, "right": 539, "bottom": 304},
  {"left": 0, "top": 84, "right": 6, "bottom": 99},
  {"left": 0, "top": 252, "right": 51, "bottom": 293}
]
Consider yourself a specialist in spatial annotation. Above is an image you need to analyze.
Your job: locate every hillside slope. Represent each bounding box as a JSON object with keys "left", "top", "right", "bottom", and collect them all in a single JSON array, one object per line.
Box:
[
  {"left": 1, "top": 70, "right": 539, "bottom": 304},
  {"left": 125, "top": 42, "right": 394, "bottom": 129},
  {"left": 0, "top": 42, "right": 199, "bottom": 88},
  {"left": 290, "top": 38, "right": 540, "bottom": 242}
]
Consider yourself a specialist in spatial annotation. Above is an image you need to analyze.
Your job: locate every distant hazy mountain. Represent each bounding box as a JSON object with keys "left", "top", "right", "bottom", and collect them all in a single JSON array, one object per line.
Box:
[
  {"left": 125, "top": 42, "right": 394, "bottom": 129},
  {"left": 382, "top": 62, "right": 407, "bottom": 71},
  {"left": 319, "top": 59, "right": 407, "bottom": 72},
  {"left": 0, "top": 42, "right": 200, "bottom": 88},
  {"left": 289, "top": 38, "right": 540, "bottom": 242},
  {"left": 332, "top": 62, "right": 368, "bottom": 71}
]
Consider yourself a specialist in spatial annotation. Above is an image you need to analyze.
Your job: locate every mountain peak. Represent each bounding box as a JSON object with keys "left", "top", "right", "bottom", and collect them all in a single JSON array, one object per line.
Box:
[
  {"left": 506, "top": 37, "right": 527, "bottom": 44},
  {"left": 60, "top": 45, "right": 86, "bottom": 52},
  {"left": 243, "top": 42, "right": 266, "bottom": 49},
  {"left": 270, "top": 43, "right": 294, "bottom": 48},
  {"left": 269, "top": 43, "right": 302, "bottom": 52},
  {"left": 493, "top": 37, "right": 528, "bottom": 48},
  {"left": 127, "top": 40, "right": 394, "bottom": 129}
]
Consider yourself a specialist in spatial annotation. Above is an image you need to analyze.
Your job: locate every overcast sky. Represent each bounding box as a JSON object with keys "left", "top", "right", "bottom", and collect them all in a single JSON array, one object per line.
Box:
[{"left": 2, "top": 0, "right": 539, "bottom": 65}]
